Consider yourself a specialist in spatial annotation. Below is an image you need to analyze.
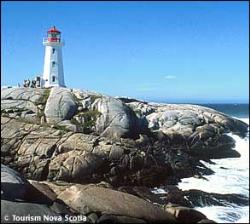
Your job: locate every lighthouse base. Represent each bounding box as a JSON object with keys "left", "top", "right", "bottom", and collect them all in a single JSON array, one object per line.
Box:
[{"left": 40, "top": 77, "right": 66, "bottom": 88}]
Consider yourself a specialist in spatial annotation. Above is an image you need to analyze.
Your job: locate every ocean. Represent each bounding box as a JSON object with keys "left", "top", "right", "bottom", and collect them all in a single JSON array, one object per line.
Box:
[{"left": 177, "top": 104, "right": 249, "bottom": 223}]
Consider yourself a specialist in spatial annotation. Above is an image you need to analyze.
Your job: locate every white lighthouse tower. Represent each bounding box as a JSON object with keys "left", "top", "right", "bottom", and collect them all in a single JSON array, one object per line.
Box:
[{"left": 42, "top": 26, "right": 66, "bottom": 87}]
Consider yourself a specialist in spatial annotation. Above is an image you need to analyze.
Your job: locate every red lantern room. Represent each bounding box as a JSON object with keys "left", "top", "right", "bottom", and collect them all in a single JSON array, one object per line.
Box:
[{"left": 47, "top": 26, "right": 61, "bottom": 42}]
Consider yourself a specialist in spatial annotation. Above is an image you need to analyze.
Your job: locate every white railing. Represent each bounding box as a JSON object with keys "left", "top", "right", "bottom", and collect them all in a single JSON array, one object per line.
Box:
[
  {"left": 43, "top": 38, "right": 65, "bottom": 45},
  {"left": 43, "top": 38, "right": 61, "bottom": 42}
]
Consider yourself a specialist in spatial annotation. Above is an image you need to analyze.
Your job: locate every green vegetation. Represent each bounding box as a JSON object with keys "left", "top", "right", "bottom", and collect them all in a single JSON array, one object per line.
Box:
[
  {"left": 37, "top": 110, "right": 44, "bottom": 118},
  {"left": 71, "top": 109, "right": 102, "bottom": 134},
  {"left": 89, "top": 95, "right": 102, "bottom": 103},
  {"left": 51, "top": 124, "right": 69, "bottom": 134},
  {"left": 34, "top": 88, "right": 50, "bottom": 124},
  {"left": 72, "top": 93, "right": 102, "bottom": 107},
  {"left": 35, "top": 88, "right": 51, "bottom": 105}
]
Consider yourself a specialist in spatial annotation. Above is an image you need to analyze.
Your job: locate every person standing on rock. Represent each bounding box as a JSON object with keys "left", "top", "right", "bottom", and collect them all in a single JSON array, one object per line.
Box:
[
  {"left": 27, "top": 79, "right": 30, "bottom": 87},
  {"left": 23, "top": 80, "right": 26, "bottom": 87}
]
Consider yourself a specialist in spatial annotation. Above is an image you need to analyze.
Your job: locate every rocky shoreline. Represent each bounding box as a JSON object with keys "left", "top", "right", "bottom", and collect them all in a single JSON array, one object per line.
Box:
[{"left": 1, "top": 87, "right": 248, "bottom": 223}]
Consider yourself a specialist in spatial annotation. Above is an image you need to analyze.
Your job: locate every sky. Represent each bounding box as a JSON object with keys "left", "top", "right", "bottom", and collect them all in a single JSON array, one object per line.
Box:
[{"left": 1, "top": 1, "right": 249, "bottom": 103}]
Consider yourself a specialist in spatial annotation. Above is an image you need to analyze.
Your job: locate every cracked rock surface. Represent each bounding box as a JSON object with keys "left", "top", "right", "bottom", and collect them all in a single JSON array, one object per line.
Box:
[
  {"left": 1, "top": 86, "right": 248, "bottom": 223},
  {"left": 1, "top": 87, "right": 248, "bottom": 184}
]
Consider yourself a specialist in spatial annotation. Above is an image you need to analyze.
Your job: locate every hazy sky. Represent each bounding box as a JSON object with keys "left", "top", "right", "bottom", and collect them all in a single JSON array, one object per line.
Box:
[{"left": 1, "top": 1, "right": 249, "bottom": 103}]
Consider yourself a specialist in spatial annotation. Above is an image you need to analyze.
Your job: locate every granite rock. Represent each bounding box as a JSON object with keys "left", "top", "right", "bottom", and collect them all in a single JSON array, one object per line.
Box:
[{"left": 44, "top": 87, "right": 77, "bottom": 123}]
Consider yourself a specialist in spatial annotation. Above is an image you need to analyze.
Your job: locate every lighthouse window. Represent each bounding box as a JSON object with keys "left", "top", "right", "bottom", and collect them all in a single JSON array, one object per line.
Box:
[
  {"left": 52, "top": 48, "right": 55, "bottom": 54},
  {"left": 52, "top": 76, "right": 56, "bottom": 82},
  {"left": 52, "top": 61, "right": 56, "bottom": 67}
]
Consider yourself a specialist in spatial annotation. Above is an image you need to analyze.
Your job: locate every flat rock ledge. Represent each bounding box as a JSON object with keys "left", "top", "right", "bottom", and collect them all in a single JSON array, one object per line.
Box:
[{"left": 1, "top": 165, "right": 215, "bottom": 223}]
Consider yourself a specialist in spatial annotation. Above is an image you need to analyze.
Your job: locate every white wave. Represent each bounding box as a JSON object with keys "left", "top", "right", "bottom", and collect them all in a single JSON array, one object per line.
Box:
[
  {"left": 195, "top": 206, "right": 249, "bottom": 223},
  {"left": 178, "top": 133, "right": 249, "bottom": 195},
  {"left": 235, "top": 207, "right": 250, "bottom": 223},
  {"left": 151, "top": 188, "right": 167, "bottom": 194}
]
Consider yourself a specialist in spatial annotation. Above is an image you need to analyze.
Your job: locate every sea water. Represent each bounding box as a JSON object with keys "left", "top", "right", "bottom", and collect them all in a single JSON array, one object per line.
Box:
[{"left": 177, "top": 104, "right": 249, "bottom": 223}]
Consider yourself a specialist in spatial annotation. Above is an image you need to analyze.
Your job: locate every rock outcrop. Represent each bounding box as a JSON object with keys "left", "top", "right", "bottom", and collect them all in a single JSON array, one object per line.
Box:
[
  {"left": 1, "top": 87, "right": 248, "bottom": 185},
  {"left": 1, "top": 86, "right": 248, "bottom": 223},
  {"left": 2, "top": 87, "right": 247, "bottom": 142}
]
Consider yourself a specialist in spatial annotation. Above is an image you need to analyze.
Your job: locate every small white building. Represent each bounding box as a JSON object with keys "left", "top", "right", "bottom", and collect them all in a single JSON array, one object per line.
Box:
[{"left": 42, "top": 26, "right": 66, "bottom": 87}]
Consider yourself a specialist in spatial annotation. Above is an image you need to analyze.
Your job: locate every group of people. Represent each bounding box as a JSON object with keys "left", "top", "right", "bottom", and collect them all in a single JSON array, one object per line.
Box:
[{"left": 22, "top": 78, "right": 41, "bottom": 88}]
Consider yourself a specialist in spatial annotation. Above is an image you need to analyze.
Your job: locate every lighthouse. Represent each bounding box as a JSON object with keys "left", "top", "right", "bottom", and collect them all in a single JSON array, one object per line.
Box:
[{"left": 42, "top": 26, "right": 66, "bottom": 87}]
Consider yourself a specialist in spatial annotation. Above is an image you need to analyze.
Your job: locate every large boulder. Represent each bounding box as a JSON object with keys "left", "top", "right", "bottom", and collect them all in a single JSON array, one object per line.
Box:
[
  {"left": 92, "top": 97, "right": 139, "bottom": 139},
  {"left": 44, "top": 87, "right": 77, "bottom": 123},
  {"left": 164, "top": 205, "right": 207, "bottom": 223},
  {"left": 58, "top": 185, "right": 177, "bottom": 223},
  {"left": 1, "top": 165, "right": 74, "bottom": 223},
  {"left": 1, "top": 164, "right": 30, "bottom": 200}
]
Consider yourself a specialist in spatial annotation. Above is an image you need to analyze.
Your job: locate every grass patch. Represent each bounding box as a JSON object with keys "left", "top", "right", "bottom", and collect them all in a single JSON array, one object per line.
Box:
[
  {"left": 72, "top": 93, "right": 102, "bottom": 106},
  {"left": 89, "top": 95, "right": 102, "bottom": 103},
  {"left": 34, "top": 88, "right": 50, "bottom": 123},
  {"left": 71, "top": 109, "right": 102, "bottom": 134},
  {"left": 37, "top": 110, "right": 45, "bottom": 118},
  {"left": 51, "top": 124, "right": 69, "bottom": 134}
]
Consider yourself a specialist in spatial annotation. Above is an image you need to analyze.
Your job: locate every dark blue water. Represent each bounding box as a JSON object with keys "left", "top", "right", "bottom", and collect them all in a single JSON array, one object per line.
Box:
[
  {"left": 198, "top": 104, "right": 249, "bottom": 118},
  {"left": 148, "top": 101, "right": 249, "bottom": 118}
]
